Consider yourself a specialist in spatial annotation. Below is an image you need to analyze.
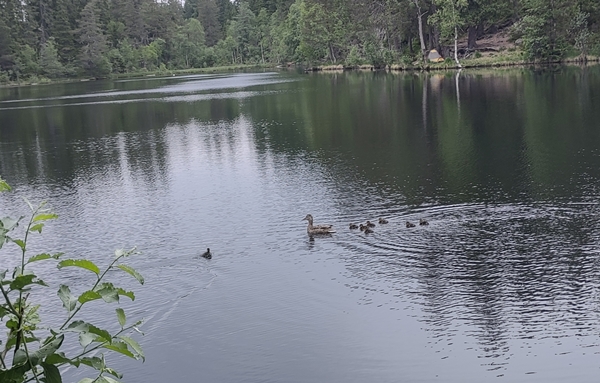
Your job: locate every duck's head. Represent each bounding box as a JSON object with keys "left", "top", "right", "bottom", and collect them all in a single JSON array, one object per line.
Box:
[{"left": 302, "top": 214, "right": 313, "bottom": 223}]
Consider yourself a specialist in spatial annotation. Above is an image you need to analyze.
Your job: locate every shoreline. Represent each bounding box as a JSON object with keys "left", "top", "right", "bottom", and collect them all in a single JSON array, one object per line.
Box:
[
  {"left": 1, "top": 56, "right": 599, "bottom": 88},
  {"left": 304, "top": 56, "right": 600, "bottom": 73}
]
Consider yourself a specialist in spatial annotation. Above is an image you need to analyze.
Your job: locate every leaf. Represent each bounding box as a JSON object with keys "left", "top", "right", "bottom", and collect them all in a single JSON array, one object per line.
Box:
[
  {"left": 104, "top": 367, "right": 123, "bottom": 379},
  {"left": 80, "top": 356, "right": 104, "bottom": 370},
  {"left": 10, "top": 274, "right": 47, "bottom": 290},
  {"left": 1, "top": 217, "right": 20, "bottom": 231},
  {"left": 116, "top": 308, "right": 126, "bottom": 327},
  {"left": 78, "top": 290, "right": 102, "bottom": 304},
  {"left": 67, "top": 321, "right": 111, "bottom": 344},
  {"left": 0, "top": 178, "right": 11, "bottom": 192},
  {"left": 95, "top": 283, "right": 119, "bottom": 303},
  {"left": 29, "top": 223, "right": 44, "bottom": 233},
  {"left": 58, "top": 285, "right": 77, "bottom": 312},
  {"left": 99, "top": 376, "right": 120, "bottom": 383},
  {"left": 57, "top": 259, "right": 100, "bottom": 275},
  {"left": 29, "top": 335, "right": 64, "bottom": 366},
  {"left": 11, "top": 238, "right": 25, "bottom": 251},
  {"left": 78, "top": 379, "right": 94, "bottom": 383},
  {"left": 65, "top": 320, "right": 90, "bottom": 333},
  {"left": 28, "top": 253, "right": 51, "bottom": 263},
  {"left": 33, "top": 213, "right": 58, "bottom": 222},
  {"left": 40, "top": 362, "right": 62, "bottom": 383},
  {"left": 117, "top": 264, "right": 144, "bottom": 285},
  {"left": 79, "top": 332, "right": 100, "bottom": 348},
  {"left": 13, "top": 348, "right": 28, "bottom": 365},
  {"left": 103, "top": 341, "right": 135, "bottom": 359},
  {"left": 119, "top": 336, "right": 144, "bottom": 362},
  {"left": 45, "top": 352, "right": 74, "bottom": 366},
  {"left": 117, "top": 288, "right": 135, "bottom": 301},
  {"left": 0, "top": 364, "right": 29, "bottom": 383}
]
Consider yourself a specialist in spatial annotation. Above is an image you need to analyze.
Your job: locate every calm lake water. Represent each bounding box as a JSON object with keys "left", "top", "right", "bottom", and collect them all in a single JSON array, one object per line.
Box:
[{"left": 2, "top": 67, "right": 600, "bottom": 382}]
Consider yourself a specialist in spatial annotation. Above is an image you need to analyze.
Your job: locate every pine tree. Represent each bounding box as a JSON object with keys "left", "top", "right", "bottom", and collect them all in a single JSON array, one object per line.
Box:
[
  {"left": 198, "top": 0, "right": 222, "bottom": 46},
  {"left": 78, "top": 0, "right": 111, "bottom": 75}
]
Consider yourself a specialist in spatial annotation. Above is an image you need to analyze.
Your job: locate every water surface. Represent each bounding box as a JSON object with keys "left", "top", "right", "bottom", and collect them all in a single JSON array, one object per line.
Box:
[{"left": 2, "top": 68, "right": 600, "bottom": 382}]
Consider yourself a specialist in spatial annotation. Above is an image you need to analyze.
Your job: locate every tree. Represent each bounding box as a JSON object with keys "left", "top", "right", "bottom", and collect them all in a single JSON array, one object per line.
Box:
[
  {"left": 39, "top": 37, "right": 65, "bottom": 77},
  {"left": 172, "top": 18, "right": 206, "bottom": 67},
  {"left": 78, "top": 0, "right": 111, "bottom": 76},
  {"left": 198, "top": 0, "right": 222, "bottom": 46},
  {"left": 430, "top": 0, "right": 467, "bottom": 66}
]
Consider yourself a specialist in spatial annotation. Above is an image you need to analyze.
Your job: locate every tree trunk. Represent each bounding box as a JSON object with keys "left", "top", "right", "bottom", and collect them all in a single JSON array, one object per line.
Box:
[
  {"left": 454, "top": 26, "right": 462, "bottom": 68},
  {"left": 413, "top": 0, "right": 427, "bottom": 61},
  {"left": 467, "top": 26, "right": 477, "bottom": 50}
]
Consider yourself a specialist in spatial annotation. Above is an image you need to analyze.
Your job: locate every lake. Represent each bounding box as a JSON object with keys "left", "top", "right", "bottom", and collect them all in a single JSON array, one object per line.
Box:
[{"left": 1, "top": 67, "right": 600, "bottom": 382}]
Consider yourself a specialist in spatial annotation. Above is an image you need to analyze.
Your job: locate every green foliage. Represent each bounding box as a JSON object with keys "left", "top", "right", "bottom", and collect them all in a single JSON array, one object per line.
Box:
[
  {"left": 39, "top": 39, "right": 66, "bottom": 79},
  {"left": 0, "top": 177, "right": 144, "bottom": 383},
  {"left": 345, "top": 45, "right": 363, "bottom": 67},
  {"left": 1, "top": 0, "right": 600, "bottom": 78}
]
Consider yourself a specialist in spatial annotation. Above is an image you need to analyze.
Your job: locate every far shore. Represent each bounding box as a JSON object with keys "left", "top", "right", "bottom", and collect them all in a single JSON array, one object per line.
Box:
[{"left": 2, "top": 55, "right": 599, "bottom": 88}]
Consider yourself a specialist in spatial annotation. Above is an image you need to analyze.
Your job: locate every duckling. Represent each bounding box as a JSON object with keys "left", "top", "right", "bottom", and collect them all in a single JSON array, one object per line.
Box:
[
  {"left": 378, "top": 218, "right": 389, "bottom": 224},
  {"left": 406, "top": 221, "right": 415, "bottom": 228},
  {"left": 419, "top": 219, "right": 429, "bottom": 226},
  {"left": 359, "top": 224, "right": 366, "bottom": 231},
  {"left": 349, "top": 223, "right": 359, "bottom": 230},
  {"left": 201, "top": 248, "right": 212, "bottom": 259},
  {"left": 364, "top": 227, "right": 374, "bottom": 234},
  {"left": 366, "top": 221, "right": 376, "bottom": 228}
]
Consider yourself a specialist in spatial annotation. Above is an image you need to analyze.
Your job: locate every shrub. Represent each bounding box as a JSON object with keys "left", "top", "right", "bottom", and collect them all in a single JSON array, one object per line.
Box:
[{"left": 0, "top": 177, "right": 144, "bottom": 383}]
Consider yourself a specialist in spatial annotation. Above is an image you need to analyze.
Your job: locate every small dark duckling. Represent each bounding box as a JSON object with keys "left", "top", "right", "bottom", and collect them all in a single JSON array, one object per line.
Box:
[
  {"left": 364, "top": 227, "right": 374, "bottom": 234},
  {"left": 201, "top": 248, "right": 212, "bottom": 259},
  {"left": 366, "top": 221, "right": 376, "bottom": 228},
  {"left": 359, "top": 224, "right": 366, "bottom": 231},
  {"left": 349, "top": 223, "right": 359, "bottom": 230},
  {"left": 406, "top": 221, "right": 415, "bottom": 228},
  {"left": 378, "top": 218, "right": 389, "bottom": 224},
  {"left": 419, "top": 219, "right": 429, "bottom": 226}
]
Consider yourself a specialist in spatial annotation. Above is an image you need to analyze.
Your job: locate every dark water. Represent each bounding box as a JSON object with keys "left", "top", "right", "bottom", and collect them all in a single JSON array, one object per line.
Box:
[{"left": 2, "top": 68, "right": 600, "bottom": 382}]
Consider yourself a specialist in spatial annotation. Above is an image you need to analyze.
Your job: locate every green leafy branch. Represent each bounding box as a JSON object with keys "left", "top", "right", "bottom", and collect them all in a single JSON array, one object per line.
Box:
[{"left": 0, "top": 176, "right": 145, "bottom": 383}]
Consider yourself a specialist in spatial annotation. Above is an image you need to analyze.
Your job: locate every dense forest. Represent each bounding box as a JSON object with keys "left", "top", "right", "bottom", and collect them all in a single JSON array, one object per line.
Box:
[{"left": 0, "top": 0, "right": 599, "bottom": 81}]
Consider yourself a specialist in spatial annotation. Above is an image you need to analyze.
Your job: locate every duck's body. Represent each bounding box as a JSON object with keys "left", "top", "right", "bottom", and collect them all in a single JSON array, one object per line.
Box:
[
  {"left": 366, "top": 221, "right": 376, "bottom": 228},
  {"left": 349, "top": 223, "right": 359, "bottom": 230},
  {"left": 359, "top": 224, "right": 366, "bottom": 231},
  {"left": 303, "top": 214, "right": 336, "bottom": 235},
  {"left": 364, "top": 227, "right": 374, "bottom": 234},
  {"left": 406, "top": 221, "right": 415, "bottom": 228},
  {"left": 201, "top": 248, "right": 212, "bottom": 259},
  {"left": 419, "top": 219, "right": 429, "bottom": 226},
  {"left": 378, "top": 218, "right": 389, "bottom": 224}
]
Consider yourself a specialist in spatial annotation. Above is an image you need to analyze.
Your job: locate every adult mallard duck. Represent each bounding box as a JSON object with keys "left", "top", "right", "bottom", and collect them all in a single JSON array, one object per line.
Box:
[
  {"left": 303, "top": 214, "right": 336, "bottom": 235},
  {"left": 349, "top": 223, "right": 359, "bottom": 230},
  {"left": 378, "top": 218, "right": 389, "bottom": 224},
  {"left": 419, "top": 219, "right": 429, "bottom": 226},
  {"left": 201, "top": 248, "right": 212, "bottom": 259},
  {"left": 366, "top": 221, "right": 376, "bottom": 228},
  {"left": 406, "top": 221, "right": 415, "bottom": 228}
]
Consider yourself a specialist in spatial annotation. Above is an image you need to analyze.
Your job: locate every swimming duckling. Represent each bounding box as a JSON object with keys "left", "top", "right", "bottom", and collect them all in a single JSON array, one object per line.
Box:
[
  {"left": 419, "top": 219, "right": 429, "bottom": 226},
  {"left": 359, "top": 224, "right": 366, "bottom": 231},
  {"left": 201, "top": 248, "right": 212, "bottom": 259},
  {"left": 366, "top": 221, "right": 376, "bottom": 228},
  {"left": 406, "top": 221, "right": 415, "bottom": 228},
  {"left": 378, "top": 218, "right": 389, "bottom": 224},
  {"left": 364, "top": 227, "right": 374, "bottom": 234},
  {"left": 349, "top": 223, "right": 359, "bottom": 230}
]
